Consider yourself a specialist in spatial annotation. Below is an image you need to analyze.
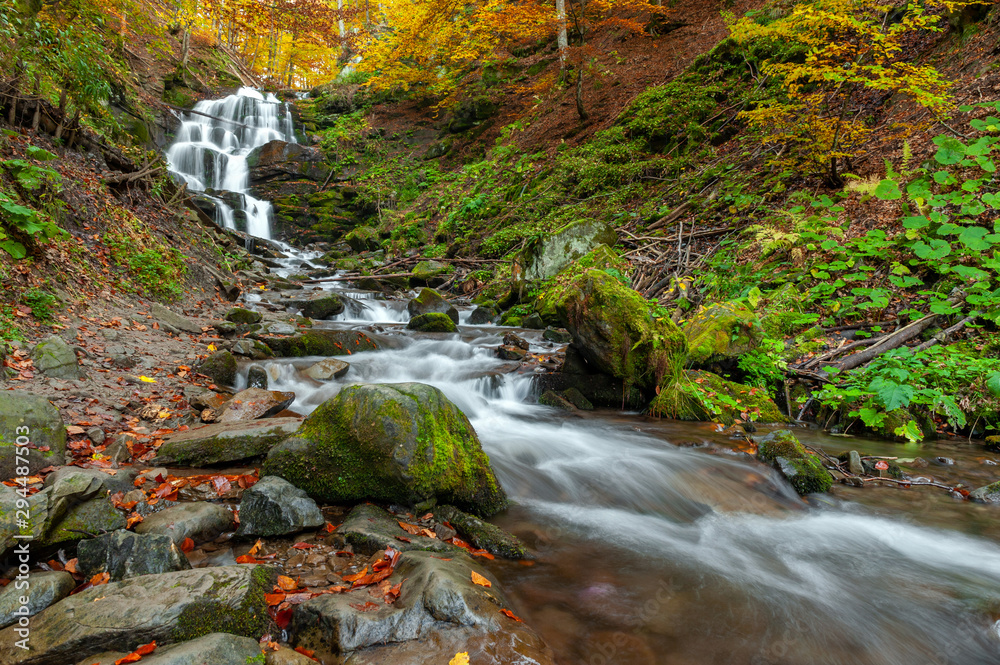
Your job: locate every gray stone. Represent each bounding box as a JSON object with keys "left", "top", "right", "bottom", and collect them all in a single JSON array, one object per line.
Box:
[
  {"left": 152, "top": 418, "right": 301, "bottom": 466},
  {"left": 231, "top": 339, "right": 274, "bottom": 359},
  {"left": 406, "top": 288, "right": 459, "bottom": 324},
  {"left": 86, "top": 427, "right": 106, "bottom": 445},
  {"left": 42, "top": 467, "right": 139, "bottom": 496},
  {"left": 435, "top": 505, "right": 527, "bottom": 559},
  {"left": 247, "top": 364, "right": 269, "bottom": 389},
  {"left": 338, "top": 504, "right": 459, "bottom": 556},
  {"left": 520, "top": 220, "right": 617, "bottom": 281},
  {"left": 970, "top": 480, "right": 1000, "bottom": 503},
  {"left": 224, "top": 307, "right": 263, "bottom": 325},
  {"left": 78, "top": 530, "right": 190, "bottom": 581},
  {"left": 542, "top": 327, "right": 572, "bottom": 343},
  {"left": 258, "top": 321, "right": 298, "bottom": 335},
  {"left": 216, "top": 388, "right": 295, "bottom": 423},
  {"left": 235, "top": 476, "right": 324, "bottom": 537},
  {"left": 539, "top": 390, "right": 577, "bottom": 411},
  {"left": 284, "top": 294, "right": 344, "bottom": 320},
  {"left": 0, "top": 391, "right": 66, "bottom": 477},
  {"left": 266, "top": 646, "right": 316, "bottom": 665},
  {"left": 0, "top": 566, "right": 276, "bottom": 665},
  {"left": 304, "top": 358, "right": 350, "bottom": 381},
  {"left": 150, "top": 303, "right": 202, "bottom": 335},
  {"left": 79, "top": 632, "right": 263, "bottom": 665},
  {"left": 104, "top": 436, "right": 131, "bottom": 467},
  {"left": 134, "top": 502, "right": 235, "bottom": 545},
  {"left": 31, "top": 335, "right": 81, "bottom": 379},
  {"left": 468, "top": 306, "right": 497, "bottom": 325},
  {"left": 522, "top": 313, "right": 545, "bottom": 329},
  {"left": 0, "top": 571, "right": 74, "bottom": 629},
  {"left": 291, "top": 551, "right": 553, "bottom": 664},
  {"left": 848, "top": 450, "right": 864, "bottom": 476},
  {"left": 198, "top": 350, "right": 238, "bottom": 386}
]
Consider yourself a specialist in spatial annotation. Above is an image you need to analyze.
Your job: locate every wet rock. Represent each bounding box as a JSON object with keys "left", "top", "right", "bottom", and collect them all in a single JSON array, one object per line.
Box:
[
  {"left": 0, "top": 391, "right": 67, "bottom": 477},
  {"left": 497, "top": 346, "right": 527, "bottom": 361},
  {"left": 756, "top": 430, "right": 832, "bottom": 495},
  {"left": 970, "top": 481, "right": 1000, "bottom": 503},
  {"left": 537, "top": 269, "right": 686, "bottom": 390},
  {"left": 224, "top": 307, "right": 263, "bottom": 325},
  {"left": 539, "top": 390, "right": 577, "bottom": 411},
  {"left": 135, "top": 502, "right": 235, "bottom": 545},
  {"left": 542, "top": 327, "right": 572, "bottom": 343},
  {"left": 264, "top": 382, "right": 507, "bottom": 516},
  {"left": 261, "top": 330, "right": 379, "bottom": 357},
  {"left": 235, "top": 476, "right": 324, "bottom": 537},
  {"left": 231, "top": 339, "right": 274, "bottom": 360},
  {"left": 198, "top": 350, "right": 238, "bottom": 386},
  {"left": 247, "top": 364, "right": 269, "bottom": 389},
  {"left": 848, "top": 450, "right": 864, "bottom": 476},
  {"left": 304, "top": 358, "right": 350, "bottom": 381},
  {"left": 518, "top": 219, "right": 617, "bottom": 281},
  {"left": 257, "top": 321, "right": 298, "bottom": 335},
  {"left": 407, "top": 312, "right": 457, "bottom": 333},
  {"left": 650, "top": 369, "right": 786, "bottom": 425},
  {"left": 267, "top": 646, "right": 317, "bottom": 665},
  {"left": 86, "top": 427, "right": 105, "bottom": 445},
  {"left": 410, "top": 260, "right": 452, "bottom": 287},
  {"left": 285, "top": 293, "right": 345, "bottom": 320},
  {"left": 150, "top": 303, "right": 202, "bottom": 335},
  {"left": 0, "top": 566, "right": 276, "bottom": 665},
  {"left": 344, "top": 226, "right": 380, "bottom": 252},
  {"left": 247, "top": 139, "right": 327, "bottom": 183},
  {"left": 0, "top": 571, "right": 74, "bottom": 629},
  {"left": 42, "top": 466, "right": 138, "bottom": 496},
  {"left": 80, "top": 633, "right": 264, "bottom": 665},
  {"left": 682, "top": 301, "right": 764, "bottom": 368},
  {"left": 522, "top": 313, "right": 545, "bottom": 329},
  {"left": 103, "top": 436, "right": 131, "bottom": 467},
  {"left": 468, "top": 306, "right": 498, "bottom": 325},
  {"left": 78, "top": 530, "right": 190, "bottom": 581},
  {"left": 435, "top": 505, "right": 527, "bottom": 559},
  {"left": 31, "top": 335, "right": 81, "bottom": 380},
  {"left": 292, "top": 551, "right": 553, "bottom": 664},
  {"left": 216, "top": 388, "right": 295, "bottom": 423},
  {"left": 338, "top": 504, "right": 459, "bottom": 556},
  {"left": 503, "top": 331, "right": 529, "bottom": 350},
  {"left": 407, "top": 288, "right": 459, "bottom": 324},
  {"left": 560, "top": 387, "right": 593, "bottom": 410}
]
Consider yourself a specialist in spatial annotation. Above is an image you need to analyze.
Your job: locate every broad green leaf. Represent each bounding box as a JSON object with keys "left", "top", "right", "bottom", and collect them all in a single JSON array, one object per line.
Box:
[
  {"left": 873, "top": 179, "right": 902, "bottom": 200},
  {"left": 933, "top": 137, "right": 965, "bottom": 165},
  {"left": 869, "top": 378, "right": 914, "bottom": 411},
  {"left": 959, "top": 226, "right": 992, "bottom": 251},
  {"left": 912, "top": 239, "right": 951, "bottom": 260},
  {"left": 893, "top": 420, "right": 923, "bottom": 443},
  {"left": 987, "top": 372, "right": 1000, "bottom": 398}
]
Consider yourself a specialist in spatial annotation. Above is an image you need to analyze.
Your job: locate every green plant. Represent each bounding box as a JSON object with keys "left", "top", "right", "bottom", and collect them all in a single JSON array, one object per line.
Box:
[
  {"left": 737, "top": 337, "right": 787, "bottom": 392},
  {"left": 21, "top": 288, "right": 59, "bottom": 323}
]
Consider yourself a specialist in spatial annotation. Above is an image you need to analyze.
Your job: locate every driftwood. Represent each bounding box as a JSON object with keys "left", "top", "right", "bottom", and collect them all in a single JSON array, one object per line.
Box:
[
  {"left": 915, "top": 315, "right": 977, "bottom": 352},
  {"left": 826, "top": 314, "right": 940, "bottom": 372}
]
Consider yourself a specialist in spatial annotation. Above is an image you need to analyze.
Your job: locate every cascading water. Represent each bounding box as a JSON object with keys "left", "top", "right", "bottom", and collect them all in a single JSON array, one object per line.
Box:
[{"left": 165, "top": 87, "right": 296, "bottom": 240}]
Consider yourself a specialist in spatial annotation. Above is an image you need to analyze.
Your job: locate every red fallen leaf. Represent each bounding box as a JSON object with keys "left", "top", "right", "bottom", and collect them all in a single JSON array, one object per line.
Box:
[
  {"left": 470, "top": 549, "right": 494, "bottom": 560},
  {"left": 153, "top": 473, "right": 166, "bottom": 483},
  {"left": 418, "top": 512, "right": 434, "bottom": 521},
  {"left": 235, "top": 555, "right": 258, "bottom": 564},
  {"left": 397, "top": 521, "right": 423, "bottom": 535},
  {"left": 349, "top": 601, "right": 380, "bottom": 612},
  {"left": 212, "top": 476, "right": 231, "bottom": 496},
  {"left": 133, "top": 476, "right": 147, "bottom": 487},
  {"left": 324, "top": 522, "right": 336, "bottom": 533},
  {"left": 350, "top": 569, "right": 393, "bottom": 588},
  {"left": 264, "top": 592, "right": 286, "bottom": 606},
  {"left": 342, "top": 566, "right": 369, "bottom": 583},
  {"left": 501, "top": 609, "right": 523, "bottom": 622},
  {"left": 293, "top": 647, "right": 317, "bottom": 660},
  {"left": 153, "top": 482, "right": 175, "bottom": 499},
  {"left": 134, "top": 642, "right": 157, "bottom": 656},
  {"left": 291, "top": 542, "right": 316, "bottom": 549},
  {"left": 395, "top": 535, "right": 411, "bottom": 543},
  {"left": 180, "top": 538, "right": 195, "bottom": 553},
  {"left": 275, "top": 607, "right": 294, "bottom": 630},
  {"left": 114, "top": 654, "right": 142, "bottom": 664}
]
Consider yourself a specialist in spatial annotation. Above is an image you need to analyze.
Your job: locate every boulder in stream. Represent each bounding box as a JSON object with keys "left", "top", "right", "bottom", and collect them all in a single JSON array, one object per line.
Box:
[
  {"left": 259, "top": 329, "right": 379, "bottom": 357},
  {"left": 304, "top": 357, "right": 350, "bottom": 381},
  {"left": 235, "top": 475, "right": 324, "bottom": 537},
  {"left": 224, "top": 307, "right": 263, "bottom": 325},
  {"left": 407, "top": 288, "right": 459, "bottom": 324},
  {"left": 407, "top": 312, "right": 457, "bottom": 333},
  {"left": 284, "top": 293, "right": 344, "bottom": 319},
  {"left": 264, "top": 382, "right": 507, "bottom": 516},
  {"left": 197, "top": 350, "right": 238, "bottom": 386},
  {"left": 247, "top": 363, "right": 269, "bottom": 389},
  {"left": 970, "top": 480, "right": 1000, "bottom": 503},
  {"left": 77, "top": 530, "right": 191, "bottom": 581},
  {"left": 755, "top": 430, "right": 832, "bottom": 495},
  {"left": 650, "top": 369, "right": 786, "bottom": 425},
  {"left": 518, "top": 220, "right": 617, "bottom": 281},
  {"left": 216, "top": 388, "right": 295, "bottom": 423},
  {"left": 152, "top": 418, "right": 301, "bottom": 466}
]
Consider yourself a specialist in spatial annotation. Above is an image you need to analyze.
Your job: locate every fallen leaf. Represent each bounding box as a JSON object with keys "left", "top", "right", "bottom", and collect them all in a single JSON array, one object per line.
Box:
[
  {"left": 180, "top": 538, "right": 195, "bottom": 553},
  {"left": 139, "top": 376, "right": 156, "bottom": 383},
  {"left": 274, "top": 607, "right": 293, "bottom": 630},
  {"left": 248, "top": 539, "right": 263, "bottom": 556},
  {"left": 125, "top": 512, "right": 143, "bottom": 529},
  {"left": 66, "top": 425, "right": 86, "bottom": 435},
  {"left": 397, "top": 521, "right": 423, "bottom": 535},
  {"left": 64, "top": 558, "right": 78, "bottom": 574},
  {"left": 349, "top": 601, "right": 380, "bottom": 612},
  {"left": 324, "top": 522, "right": 336, "bottom": 533},
  {"left": 470, "top": 571, "right": 491, "bottom": 588},
  {"left": 90, "top": 572, "right": 110, "bottom": 587},
  {"left": 449, "top": 653, "right": 470, "bottom": 665},
  {"left": 264, "top": 592, "right": 286, "bottom": 606},
  {"left": 500, "top": 608, "right": 523, "bottom": 622},
  {"left": 291, "top": 542, "right": 316, "bottom": 550},
  {"left": 135, "top": 642, "right": 157, "bottom": 656},
  {"left": 293, "top": 647, "right": 317, "bottom": 660},
  {"left": 276, "top": 575, "right": 298, "bottom": 591},
  {"left": 342, "top": 567, "right": 369, "bottom": 583},
  {"left": 235, "top": 555, "right": 258, "bottom": 564},
  {"left": 114, "top": 654, "right": 141, "bottom": 665}
]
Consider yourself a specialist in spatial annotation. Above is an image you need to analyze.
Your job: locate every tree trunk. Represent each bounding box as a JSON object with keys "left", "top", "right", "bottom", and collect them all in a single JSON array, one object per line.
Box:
[
  {"left": 575, "top": 68, "right": 588, "bottom": 121},
  {"left": 181, "top": 29, "right": 190, "bottom": 67},
  {"left": 556, "top": 0, "right": 568, "bottom": 68},
  {"left": 338, "top": 0, "right": 347, "bottom": 58}
]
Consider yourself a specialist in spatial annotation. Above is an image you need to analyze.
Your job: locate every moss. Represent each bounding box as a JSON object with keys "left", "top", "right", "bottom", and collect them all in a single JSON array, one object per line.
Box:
[
  {"left": 407, "top": 312, "right": 457, "bottom": 332},
  {"left": 259, "top": 330, "right": 379, "bottom": 357},
  {"left": 172, "top": 565, "right": 276, "bottom": 643},
  {"left": 650, "top": 369, "right": 787, "bottom": 425},
  {"left": 756, "top": 430, "right": 832, "bottom": 495},
  {"left": 199, "top": 351, "right": 238, "bottom": 386},
  {"left": 683, "top": 301, "right": 764, "bottom": 367}
]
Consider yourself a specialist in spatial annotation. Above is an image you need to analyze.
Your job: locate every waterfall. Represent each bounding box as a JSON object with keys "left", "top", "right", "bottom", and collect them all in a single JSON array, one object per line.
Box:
[{"left": 165, "top": 87, "right": 296, "bottom": 241}]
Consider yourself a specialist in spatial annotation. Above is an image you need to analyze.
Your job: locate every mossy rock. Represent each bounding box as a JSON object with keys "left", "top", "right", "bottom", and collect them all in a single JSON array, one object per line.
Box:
[
  {"left": 535, "top": 269, "right": 686, "bottom": 390},
  {"left": 683, "top": 301, "right": 765, "bottom": 367},
  {"left": 344, "top": 226, "right": 380, "bottom": 253},
  {"left": 649, "top": 370, "right": 786, "bottom": 425},
  {"left": 224, "top": 308, "right": 263, "bottom": 325},
  {"left": 258, "top": 330, "right": 379, "bottom": 357},
  {"left": 263, "top": 383, "right": 508, "bottom": 516},
  {"left": 411, "top": 260, "right": 453, "bottom": 287},
  {"left": 407, "top": 288, "right": 459, "bottom": 324},
  {"left": 407, "top": 312, "right": 458, "bottom": 333},
  {"left": 198, "top": 351, "right": 238, "bottom": 386},
  {"left": 756, "top": 430, "right": 832, "bottom": 495},
  {"left": 435, "top": 504, "right": 527, "bottom": 559},
  {"left": 871, "top": 408, "right": 936, "bottom": 442},
  {"left": 0, "top": 391, "right": 67, "bottom": 477},
  {"left": 985, "top": 435, "right": 1000, "bottom": 452},
  {"left": 519, "top": 219, "right": 617, "bottom": 282}
]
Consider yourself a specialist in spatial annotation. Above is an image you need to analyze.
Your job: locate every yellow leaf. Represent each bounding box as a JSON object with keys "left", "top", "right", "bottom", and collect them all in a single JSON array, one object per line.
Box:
[
  {"left": 139, "top": 376, "right": 157, "bottom": 383},
  {"left": 449, "top": 653, "right": 469, "bottom": 665},
  {"left": 470, "top": 571, "right": 491, "bottom": 588},
  {"left": 207, "top": 344, "right": 217, "bottom": 352}
]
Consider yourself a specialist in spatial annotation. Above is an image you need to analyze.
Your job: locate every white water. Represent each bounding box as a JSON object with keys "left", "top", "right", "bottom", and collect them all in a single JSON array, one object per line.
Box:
[{"left": 165, "top": 87, "right": 297, "bottom": 240}]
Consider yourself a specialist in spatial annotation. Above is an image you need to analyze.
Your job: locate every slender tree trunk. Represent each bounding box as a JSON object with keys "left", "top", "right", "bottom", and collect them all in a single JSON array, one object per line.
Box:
[
  {"left": 556, "top": 0, "right": 568, "bottom": 68},
  {"left": 338, "top": 0, "right": 347, "bottom": 58},
  {"left": 575, "top": 68, "right": 587, "bottom": 121}
]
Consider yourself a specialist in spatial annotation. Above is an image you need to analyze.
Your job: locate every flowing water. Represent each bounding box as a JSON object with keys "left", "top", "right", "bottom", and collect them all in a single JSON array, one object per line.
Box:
[{"left": 165, "top": 93, "right": 1000, "bottom": 665}]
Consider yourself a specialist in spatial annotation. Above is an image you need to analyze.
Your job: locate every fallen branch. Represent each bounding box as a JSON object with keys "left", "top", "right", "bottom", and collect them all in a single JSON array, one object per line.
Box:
[
  {"left": 827, "top": 313, "right": 939, "bottom": 372},
  {"left": 914, "top": 315, "right": 976, "bottom": 352}
]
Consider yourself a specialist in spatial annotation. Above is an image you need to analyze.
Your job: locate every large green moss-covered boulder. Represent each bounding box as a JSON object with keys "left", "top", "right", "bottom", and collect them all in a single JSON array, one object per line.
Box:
[
  {"left": 519, "top": 219, "right": 617, "bottom": 282},
  {"left": 683, "top": 301, "right": 764, "bottom": 367},
  {"left": 649, "top": 370, "right": 787, "bottom": 425},
  {"left": 755, "top": 430, "right": 832, "bottom": 495},
  {"left": 536, "top": 269, "right": 686, "bottom": 390},
  {"left": 411, "top": 260, "right": 453, "bottom": 287},
  {"left": 407, "top": 312, "right": 458, "bottom": 333},
  {"left": 407, "top": 288, "right": 459, "bottom": 324},
  {"left": 263, "top": 383, "right": 507, "bottom": 516},
  {"left": 198, "top": 350, "right": 238, "bottom": 386},
  {"left": 0, "top": 391, "right": 66, "bottom": 477},
  {"left": 258, "top": 330, "right": 380, "bottom": 357},
  {"left": 344, "top": 226, "right": 379, "bottom": 252}
]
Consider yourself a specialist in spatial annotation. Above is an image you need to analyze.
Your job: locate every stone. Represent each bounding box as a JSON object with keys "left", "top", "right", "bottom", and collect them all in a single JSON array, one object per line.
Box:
[
  {"left": 80, "top": 633, "right": 264, "bottom": 665},
  {"left": 260, "top": 330, "right": 380, "bottom": 357},
  {"left": 497, "top": 346, "right": 526, "bottom": 361},
  {"left": 231, "top": 339, "right": 274, "bottom": 360},
  {"left": 284, "top": 294, "right": 344, "bottom": 319},
  {"left": 468, "top": 306, "right": 497, "bottom": 325},
  {"left": 337, "top": 504, "right": 460, "bottom": 556},
  {"left": 86, "top": 426, "right": 106, "bottom": 445},
  {"left": 848, "top": 450, "right": 864, "bottom": 476},
  {"left": 150, "top": 303, "right": 202, "bottom": 335},
  {"left": 970, "top": 481, "right": 1000, "bottom": 503},
  {"left": 247, "top": 364, "right": 269, "bottom": 389},
  {"left": 539, "top": 390, "right": 577, "bottom": 411},
  {"left": 103, "top": 436, "right": 131, "bottom": 467},
  {"left": 304, "top": 358, "right": 350, "bottom": 381},
  {"left": 0, "top": 391, "right": 67, "bottom": 477},
  {"left": 683, "top": 301, "right": 765, "bottom": 368},
  {"left": 434, "top": 505, "right": 527, "bottom": 559},
  {"left": 235, "top": 476, "right": 324, "bottom": 537},
  {"left": 560, "top": 387, "right": 593, "bottom": 410},
  {"left": 522, "top": 312, "right": 545, "bottom": 329},
  {"left": 542, "top": 327, "right": 572, "bottom": 343},
  {"left": 0, "top": 566, "right": 276, "bottom": 665},
  {"left": 519, "top": 219, "right": 617, "bottom": 281},
  {"left": 537, "top": 269, "right": 686, "bottom": 390},
  {"left": 198, "top": 351, "right": 238, "bottom": 387},
  {"left": 257, "top": 321, "right": 298, "bottom": 336},
  {"left": 344, "top": 226, "right": 380, "bottom": 252},
  {"left": 134, "top": 502, "right": 235, "bottom": 545},
  {"left": 755, "top": 430, "right": 832, "bottom": 495},
  {"left": 224, "top": 307, "right": 263, "bottom": 325},
  {"left": 410, "top": 260, "right": 452, "bottom": 287},
  {"left": 291, "top": 551, "right": 553, "bottom": 664},
  {"left": 503, "top": 331, "right": 529, "bottom": 350},
  {"left": 0, "top": 571, "right": 74, "bottom": 629},
  {"left": 264, "top": 383, "right": 507, "bottom": 516},
  {"left": 42, "top": 466, "right": 139, "bottom": 496},
  {"left": 247, "top": 139, "right": 327, "bottom": 183},
  {"left": 407, "top": 288, "right": 459, "bottom": 324},
  {"left": 267, "top": 646, "right": 316, "bottom": 665},
  {"left": 31, "top": 335, "right": 81, "bottom": 379},
  {"left": 407, "top": 312, "right": 457, "bottom": 333},
  {"left": 77, "top": 530, "right": 190, "bottom": 581},
  {"left": 649, "top": 370, "right": 786, "bottom": 425},
  {"left": 216, "top": 388, "right": 295, "bottom": 423}
]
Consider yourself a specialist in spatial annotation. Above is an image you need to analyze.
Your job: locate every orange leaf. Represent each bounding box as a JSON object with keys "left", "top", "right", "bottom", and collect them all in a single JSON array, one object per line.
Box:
[
  {"left": 470, "top": 571, "right": 491, "bottom": 588},
  {"left": 276, "top": 575, "right": 298, "bottom": 591},
  {"left": 114, "top": 654, "right": 141, "bottom": 665},
  {"left": 264, "top": 592, "right": 286, "bottom": 606},
  {"left": 397, "top": 521, "right": 423, "bottom": 535},
  {"left": 125, "top": 512, "right": 143, "bottom": 529},
  {"left": 324, "top": 522, "right": 336, "bottom": 533},
  {"left": 294, "top": 647, "right": 317, "bottom": 660},
  {"left": 248, "top": 539, "right": 263, "bottom": 556},
  {"left": 341, "top": 566, "right": 369, "bottom": 583},
  {"left": 235, "top": 555, "right": 258, "bottom": 564},
  {"left": 90, "top": 572, "right": 110, "bottom": 586},
  {"left": 180, "top": 538, "right": 195, "bottom": 553},
  {"left": 135, "top": 641, "right": 157, "bottom": 656},
  {"left": 291, "top": 542, "right": 315, "bottom": 549},
  {"left": 64, "top": 558, "right": 78, "bottom": 574},
  {"left": 501, "top": 609, "right": 523, "bottom": 622}
]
